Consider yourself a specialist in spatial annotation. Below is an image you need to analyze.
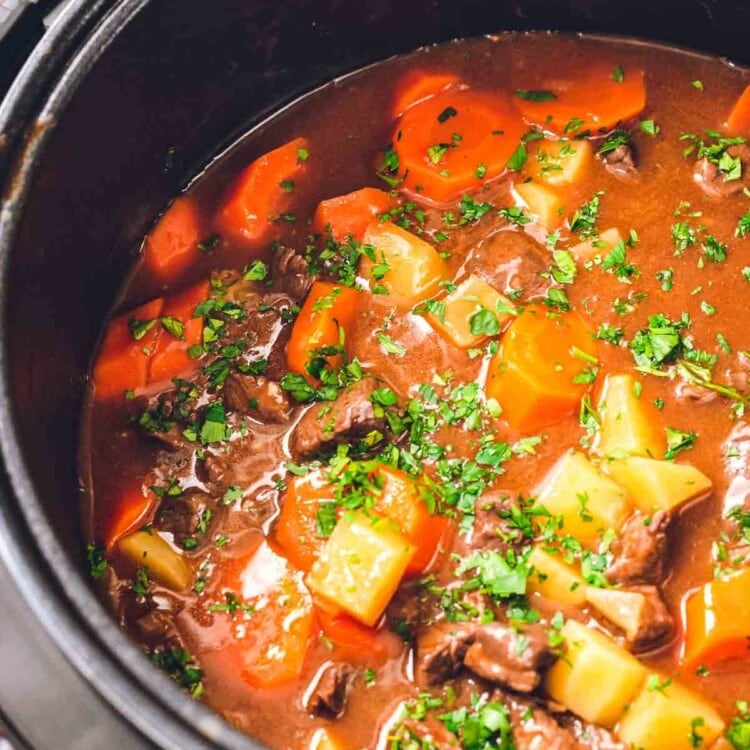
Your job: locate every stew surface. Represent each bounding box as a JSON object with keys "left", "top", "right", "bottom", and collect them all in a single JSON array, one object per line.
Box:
[{"left": 82, "top": 32, "right": 750, "bottom": 750}]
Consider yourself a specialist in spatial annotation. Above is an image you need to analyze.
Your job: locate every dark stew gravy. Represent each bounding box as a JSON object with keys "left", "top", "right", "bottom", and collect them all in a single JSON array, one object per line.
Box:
[{"left": 82, "top": 33, "right": 750, "bottom": 750}]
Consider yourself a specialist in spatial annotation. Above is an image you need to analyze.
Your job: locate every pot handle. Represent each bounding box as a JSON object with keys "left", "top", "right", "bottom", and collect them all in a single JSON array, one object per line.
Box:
[{"left": 0, "top": 0, "right": 64, "bottom": 98}]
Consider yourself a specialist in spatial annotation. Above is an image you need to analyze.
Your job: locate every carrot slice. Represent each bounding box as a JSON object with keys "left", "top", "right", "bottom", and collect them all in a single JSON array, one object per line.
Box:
[
  {"left": 93, "top": 297, "right": 164, "bottom": 400},
  {"left": 218, "top": 136, "right": 309, "bottom": 243},
  {"left": 725, "top": 84, "right": 750, "bottom": 134},
  {"left": 315, "top": 605, "right": 391, "bottom": 664},
  {"left": 274, "top": 471, "right": 337, "bottom": 571},
  {"left": 148, "top": 280, "right": 209, "bottom": 384},
  {"left": 392, "top": 70, "right": 460, "bottom": 118},
  {"left": 286, "top": 281, "right": 359, "bottom": 381},
  {"left": 217, "top": 543, "right": 316, "bottom": 688},
  {"left": 104, "top": 485, "right": 157, "bottom": 550},
  {"left": 513, "top": 65, "right": 646, "bottom": 135},
  {"left": 393, "top": 88, "right": 526, "bottom": 203},
  {"left": 143, "top": 196, "right": 202, "bottom": 284},
  {"left": 485, "top": 305, "right": 598, "bottom": 431},
  {"left": 682, "top": 567, "right": 750, "bottom": 669},
  {"left": 312, "top": 187, "right": 394, "bottom": 243}
]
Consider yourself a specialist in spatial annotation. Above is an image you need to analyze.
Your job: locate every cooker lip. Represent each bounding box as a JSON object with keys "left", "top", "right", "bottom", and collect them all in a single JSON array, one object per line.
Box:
[
  {"left": 0, "top": 1, "right": 260, "bottom": 748},
  {"left": 0, "top": 6, "right": 748, "bottom": 746}
]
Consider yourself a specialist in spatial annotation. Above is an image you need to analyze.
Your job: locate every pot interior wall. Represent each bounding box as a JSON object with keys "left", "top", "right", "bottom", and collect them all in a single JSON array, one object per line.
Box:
[{"left": 6, "top": 0, "right": 750, "bottom": 579}]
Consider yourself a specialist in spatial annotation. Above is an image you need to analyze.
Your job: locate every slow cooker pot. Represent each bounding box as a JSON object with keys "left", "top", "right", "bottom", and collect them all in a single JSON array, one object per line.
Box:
[{"left": 1, "top": 1, "right": 749, "bottom": 747}]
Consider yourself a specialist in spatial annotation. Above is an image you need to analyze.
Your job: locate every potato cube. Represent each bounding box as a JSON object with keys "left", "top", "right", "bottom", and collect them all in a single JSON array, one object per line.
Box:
[
  {"left": 545, "top": 619, "right": 646, "bottom": 727},
  {"left": 425, "top": 273, "right": 516, "bottom": 349},
  {"left": 594, "top": 372, "right": 665, "bottom": 459},
  {"left": 361, "top": 222, "right": 448, "bottom": 308},
  {"left": 617, "top": 675, "right": 724, "bottom": 750},
  {"left": 528, "top": 139, "right": 593, "bottom": 186},
  {"left": 535, "top": 451, "right": 632, "bottom": 547},
  {"left": 514, "top": 181, "right": 564, "bottom": 230},
  {"left": 306, "top": 511, "right": 415, "bottom": 626},
  {"left": 527, "top": 546, "right": 587, "bottom": 606},
  {"left": 604, "top": 456, "right": 712, "bottom": 514},
  {"left": 585, "top": 586, "right": 649, "bottom": 641},
  {"left": 570, "top": 227, "right": 623, "bottom": 263},
  {"left": 118, "top": 530, "right": 192, "bottom": 592}
]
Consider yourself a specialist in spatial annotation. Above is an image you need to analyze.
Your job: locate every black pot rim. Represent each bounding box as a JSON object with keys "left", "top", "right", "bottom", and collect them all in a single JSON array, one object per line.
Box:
[{"left": 0, "top": 5, "right": 747, "bottom": 747}]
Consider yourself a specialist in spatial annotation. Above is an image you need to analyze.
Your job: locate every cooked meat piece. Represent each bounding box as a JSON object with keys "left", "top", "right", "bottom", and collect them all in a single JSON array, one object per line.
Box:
[
  {"left": 157, "top": 489, "right": 213, "bottom": 540},
  {"left": 289, "top": 378, "right": 388, "bottom": 458},
  {"left": 624, "top": 584, "right": 675, "bottom": 652},
  {"left": 223, "top": 374, "right": 291, "bottom": 423},
  {"left": 414, "top": 622, "right": 476, "bottom": 686},
  {"left": 468, "top": 490, "right": 524, "bottom": 553},
  {"left": 501, "top": 692, "right": 580, "bottom": 750},
  {"left": 465, "top": 228, "right": 547, "bottom": 299},
  {"left": 394, "top": 717, "right": 458, "bottom": 749},
  {"left": 694, "top": 143, "right": 750, "bottom": 197},
  {"left": 305, "top": 662, "right": 354, "bottom": 717},
  {"left": 463, "top": 621, "right": 554, "bottom": 693},
  {"left": 270, "top": 244, "right": 314, "bottom": 303},
  {"left": 599, "top": 142, "right": 637, "bottom": 180},
  {"left": 606, "top": 510, "right": 669, "bottom": 585},
  {"left": 135, "top": 606, "right": 186, "bottom": 651},
  {"left": 265, "top": 324, "right": 292, "bottom": 381}
]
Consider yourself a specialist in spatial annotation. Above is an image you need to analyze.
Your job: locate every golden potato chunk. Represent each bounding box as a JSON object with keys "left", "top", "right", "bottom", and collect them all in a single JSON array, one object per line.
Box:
[
  {"left": 617, "top": 675, "right": 725, "bottom": 750},
  {"left": 545, "top": 619, "right": 646, "bottom": 727},
  {"left": 118, "top": 530, "right": 192, "bottom": 592},
  {"left": 585, "top": 586, "right": 650, "bottom": 641},
  {"left": 570, "top": 227, "right": 623, "bottom": 263},
  {"left": 514, "top": 181, "right": 564, "bottom": 230},
  {"left": 527, "top": 546, "right": 587, "bottom": 606},
  {"left": 306, "top": 511, "right": 415, "bottom": 626},
  {"left": 528, "top": 139, "right": 593, "bottom": 186}
]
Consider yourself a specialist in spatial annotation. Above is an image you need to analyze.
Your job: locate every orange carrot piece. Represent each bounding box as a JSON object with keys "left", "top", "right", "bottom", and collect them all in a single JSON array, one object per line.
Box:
[
  {"left": 143, "top": 196, "right": 202, "bottom": 284},
  {"left": 93, "top": 297, "right": 164, "bottom": 400},
  {"left": 392, "top": 70, "right": 460, "bottom": 118},
  {"left": 315, "top": 605, "right": 391, "bottom": 664},
  {"left": 485, "top": 306, "right": 598, "bottom": 431},
  {"left": 393, "top": 88, "right": 526, "bottom": 203},
  {"left": 274, "top": 471, "right": 337, "bottom": 571},
  {"left": 218, "top": 136, "right": 309, "bottom": 243},
  {"left": 312, "top": 187, "right": 394, "bottom": 243},
  {"left": 148, "top": 280, "right": 209, "bottom": 384},
  {"left": 104, "top": 485, "right": 157, "bottom": 550},
  {"left": 725, "top": 85, "right": 750, "bottom": 134},
  {"left": 513, "top": 65, "right": 646, "bottom": 135},
  {"left": 682, "top": 567, "right": 750, "bottom": 669},
  {"left": 286, "top": 281, "right": 359, "bottom": 381}
]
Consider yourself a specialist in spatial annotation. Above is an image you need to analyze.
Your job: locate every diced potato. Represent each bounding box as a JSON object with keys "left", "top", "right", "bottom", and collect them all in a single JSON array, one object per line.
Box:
[
  {"left": 594, "top": 372, "right": 665, "bottom": 459},
  {"left": 585, "top": 586, "right": 649, "bottom": 641},
  {"left": 514, "top": 181, "right": 564, "bottom": 230},
  {"left": 118, "top": 530, "right": 192, "bottom": 592},
  {"left": 527, "top": 546, "right": 587, "bottom": 606},
  {"left": 545, "top": 619, "right": 646, "bottom": 727},
  {"left": 570, "top": 227, "right": 623, "bottom": 263},
  {"left": 617, "top": 675, "right": 725, "bottom": 750},
  {"left": 310, "top": 728, "right": 347, "bottom": 750},
  {"left": 535, "top": 451, "right": 632, "bottom": 547},
  {"left": 306, "top": 511, "right": 415, "bottom": 626},
  {"left": 604, "top": 456, "right": 712, "bottom": 514},
  {"left": 527, "top": 139, "right": 593, "bottom": 186},
  {"left": 425, "top": 273, "right": 516, "bottom": 349},
  {"left": 361, "top": 222, "right": 448, "bottom": 308}
]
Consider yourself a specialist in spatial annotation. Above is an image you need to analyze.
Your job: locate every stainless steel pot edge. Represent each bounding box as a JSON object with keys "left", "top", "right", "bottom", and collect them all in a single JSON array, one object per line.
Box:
[{"left": 0, "top": 1, "right": 259, "bottom": 747}]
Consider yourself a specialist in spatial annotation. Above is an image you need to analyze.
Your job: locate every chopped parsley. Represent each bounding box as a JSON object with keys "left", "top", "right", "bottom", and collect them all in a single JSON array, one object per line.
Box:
[
  {"left": 513, "top": 89, "right": 557, "bottom": 102},
  {"left": 151, "top": 648, "right": 204, "bottom": 698},
  {"left": 664, "top": 427, "right": 697, "bottom": 460}
]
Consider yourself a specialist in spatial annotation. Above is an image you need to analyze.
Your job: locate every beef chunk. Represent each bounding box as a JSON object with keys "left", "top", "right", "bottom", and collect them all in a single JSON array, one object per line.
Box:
[
  {"left": 468, "top": 491, "right": 524, "bottom": 553},
  {"left": 694, "top": 143, "right": 750, "bottom": 198},
  {"left": 599, "top": 142, "right": 637, "bottom": 180},
  {"left": 135, "top": 606, "right": 186, "bottom": 651},
  {"left": 465, "top": 229, "right": 547, "bottom": 299},
  {"left": 223, "top": 374, "right": 291, "bottom": 423},
  {"left": 463, "top": 622, "right": 554, "bottom": 693},
  {"left": 305, "top": 662, "right": 354, "bottom": 717},
  {"left": 270, "top": 245, "right": 314, "bottom": 303},
  {"left": 559, "top": 713, "right": 627, "bottom": 750},
  {"left": 623, "top": 584, "right": 675, "bottom": 652},
  {"left": 606, "top": 510, "right": 669, "bottom": 585},
  {"left": 289, "top": 378, "right": 387, "bottom": 458},
  {"left": 157, "top": 490, "right": 214, "bottom": 541},
  {"left": 415, "top": 622, "right": 476, "bottom": 686},
  {"left": 501, "top": 692, "right": 579, "bottom": 750}
]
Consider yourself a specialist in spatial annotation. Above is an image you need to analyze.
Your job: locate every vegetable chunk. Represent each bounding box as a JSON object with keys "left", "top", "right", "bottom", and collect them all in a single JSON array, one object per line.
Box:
[
  {"left": 313, "top": 187, "right": 393, "bottom": 243},
  {"left": 545, "top": 619, "right": 646, "bottom": 727},
  {"left": 527, "top": 139, "right": 593, "bottom": 186},
  {"left": 118, "top": 529, "right": 192, "bottom": 592},
  {"left": 527, "top": 546, "right": 587, "bottom": 606},
  {"left": 391, "top": 70, "right": 459, "bottom": 117},
  {"left": 725, "top": 84, "right": 750, "bottom": 134},
  {"left": 306, "top": 511, "right": 415, "bottom": 626},
  {"left": 535, "top": 451, "right": 631, "bottom": 547},
  {"left": 143, "top": 196, "right": 202, "bottom": 283},
  {"left": 514, "top": 181, "right": 564, "bottom": 230}
]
